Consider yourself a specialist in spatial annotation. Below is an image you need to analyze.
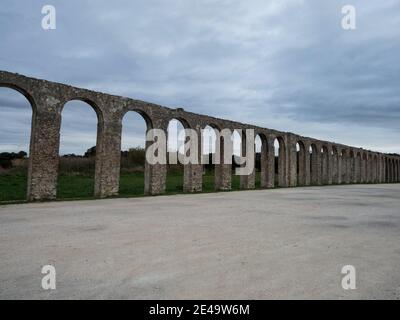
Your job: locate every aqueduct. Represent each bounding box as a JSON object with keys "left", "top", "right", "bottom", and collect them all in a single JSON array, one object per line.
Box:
[{"left": 1, "top": 70, "right": 399, "bottom": 201}]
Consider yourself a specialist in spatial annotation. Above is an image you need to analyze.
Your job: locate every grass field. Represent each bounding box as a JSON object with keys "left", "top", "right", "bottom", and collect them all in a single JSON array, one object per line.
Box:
[{"left": 0, "top": 170, "right": 262, "bottom": 203}]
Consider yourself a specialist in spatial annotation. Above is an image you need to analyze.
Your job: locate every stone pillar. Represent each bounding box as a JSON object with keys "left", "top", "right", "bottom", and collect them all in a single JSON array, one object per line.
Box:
[
  {"left": 27, "top": 95, "right": 62, "bottom": 201},
  {"left": 183, "top": 128, "right": 203, "bottom": 193},
  {"left": 332, "top": 152, "right": 339, "bottom": 184},
  {"left": 297, "top": 143, "right": 307, "bottom": 186},
  {"left": 385, "top": 158, "right": 389, "bottom": 182},
  {"left": 259, "top": 136, "right": 269, "bottom": 188},
  {"left": 266, "top": 137, "right": 275, "bottom": 188},
  {"left": 346, "top": 153, "right": 352, "bottom": 184},
  {"left": 351, "top": 154, "right": 357, "bottom": 184},
  {"left": 310, "top": 145, "right": 321, "bottom": 185},
  {"left": 321, "top": 147, "right": 330, "bottom": 185},
  {"left": 337, "top": 151, "right": 342, "bottom": 184},
  {"left": 144, "top": 119, "right": 167, "bottom": 195},
  {"left": 367, "top": 156, "right": 371, "bottom": 183},
  {"left": 94, "top": 112, "right": 122, "bottom": 198},
  {"left": 277, "top": 136, "right": 288, "bottom": 188},
  {"left": 288, "top": 137, "right": 297, "bottom": 187},
  {"left": 239, "top": 130, "right": 255, "bottom": 189},
  {"left": 327, "top": 147, "right": 333, "bottom": 185},
  {"left": 361, "top": 156, "right": 366, "bottom": 183},
  {"left": 379, "top": 158, "right": 383, "bottom": 183},
  {"left": 215, "top": 130, "right": 232, "bottom": 191},
  {"left": 341, "top": 152, "right": 347, "bottom": 183},
  {"left": 390, "top": 159, "right": 394, "bottom": 182},
  {"left": 304, "top": 145, "right": 311, "bottom": 186}
]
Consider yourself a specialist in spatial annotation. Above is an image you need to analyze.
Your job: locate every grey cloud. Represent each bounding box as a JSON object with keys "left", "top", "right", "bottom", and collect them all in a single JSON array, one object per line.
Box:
[{"left": 0, "top": 0, "right": 399, "bottom": 154}]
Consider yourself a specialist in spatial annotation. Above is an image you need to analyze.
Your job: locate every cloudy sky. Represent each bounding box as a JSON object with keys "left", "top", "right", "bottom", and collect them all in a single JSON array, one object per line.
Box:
[{"left": 0, "top": 0, "right": 399, "bottom": 155}]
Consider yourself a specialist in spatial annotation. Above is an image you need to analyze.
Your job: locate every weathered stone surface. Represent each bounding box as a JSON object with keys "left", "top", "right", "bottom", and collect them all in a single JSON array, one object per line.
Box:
[{"left": 0, "top": 70, "right": 399, "bottom": 201}]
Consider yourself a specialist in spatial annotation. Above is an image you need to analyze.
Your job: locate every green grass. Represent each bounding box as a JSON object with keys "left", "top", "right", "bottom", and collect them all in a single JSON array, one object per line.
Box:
[
  {"left": 0, "top": 170, "right": 263, "bottom": 203},
  {"left": 0, "top": 173, "right": 27, "bottom": 201},
  {"left": 57, "top": 175, "right": 95, "bottom": 199}
]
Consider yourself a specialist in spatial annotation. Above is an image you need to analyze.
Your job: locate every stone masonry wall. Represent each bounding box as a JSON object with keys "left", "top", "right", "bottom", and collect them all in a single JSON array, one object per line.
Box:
[{"left": 0, "top": 70, "right": 399, "bottom": 201}]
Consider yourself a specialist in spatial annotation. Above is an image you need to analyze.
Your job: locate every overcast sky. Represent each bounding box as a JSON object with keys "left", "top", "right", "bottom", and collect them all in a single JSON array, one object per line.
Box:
[{"left": 0, "top": 0, "right": 399, "bottom": 155}]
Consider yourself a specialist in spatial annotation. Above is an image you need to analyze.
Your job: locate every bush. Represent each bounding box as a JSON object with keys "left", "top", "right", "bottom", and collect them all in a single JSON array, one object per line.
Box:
[{"left": 59, "top": 157, "right": 95, "bottom": 176}]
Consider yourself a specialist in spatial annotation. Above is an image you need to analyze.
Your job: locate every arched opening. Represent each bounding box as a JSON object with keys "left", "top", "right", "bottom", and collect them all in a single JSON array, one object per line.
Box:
[
  {"left": 119, "top": 111, "right": 151, "bottom": 196},
  {"left": 274, "top": 136, "right": 286, "bottom": 187},
  {"left": 58, "top": 99, "right": 100, "bottom": 199},
  {"left": 167, "top": 118, "right": 188, "bottom": 193},
  {"left": 202, "top": 124, "right": 217, "bottom": 192},
  {"left": 231, "top": 130, "right": 242, "bottom": 190},
  {"left": 321, "top": 146, "right": 330, "bottom": 185},
  {"left": 296, "top": 141, "right": 306, "bottom": 186},
  {"left": 310, "top": 144, "right": 319, "bottom": 185},
  {"left": 0, "top": 87, "right": 33, "bottom": 202}
]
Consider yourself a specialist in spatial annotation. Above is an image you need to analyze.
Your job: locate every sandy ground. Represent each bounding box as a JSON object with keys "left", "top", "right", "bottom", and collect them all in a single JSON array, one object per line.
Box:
[{"left": 1, "top": 184, "right": 400, "bottom": 299}]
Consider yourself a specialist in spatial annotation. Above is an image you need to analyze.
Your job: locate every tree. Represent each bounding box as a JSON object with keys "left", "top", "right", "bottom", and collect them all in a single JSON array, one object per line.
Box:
[
  {"left": 84, "top": 146, "right": 96, "bottom": 158},
  {"left": 127, "top": 147, "right": 145, "bottom": 166}
]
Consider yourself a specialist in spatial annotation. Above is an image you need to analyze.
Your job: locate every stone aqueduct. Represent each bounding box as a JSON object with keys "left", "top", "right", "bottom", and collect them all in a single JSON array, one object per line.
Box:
[{"left": 1, "top": 70, "right": 399, "bottom": 201}]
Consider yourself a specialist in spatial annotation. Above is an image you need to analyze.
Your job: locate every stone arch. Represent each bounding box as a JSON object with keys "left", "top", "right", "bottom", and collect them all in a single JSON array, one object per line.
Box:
[
  {"left": 121, "top": 108, "right": 153, "bottom": 131},
  {"left": 202, "top": 124, "right": 218, "bottom": 191},
  {"left": 119, "top": 110, "right": 153, "bottom": 196},
  {"left": 274, "top": 136, "right": 286, "bottom": 187},
  {"left": 166, "top": 118, "right": 190, "bottom": 193},
  {"left": 0, "top": 83, "right": 37, "bottom": 112},
  {"left": 208, "top": 124, "right": 232, "bottom": 191},
  {"left": 58, "top": 98, "right": 102, "bottom": 198},
  {"left": 296, "top": 140, "right": 307, "bottom": 186},
  {"left": 61, "top": 97, "right": 103, "bottom": 123},
  {"left": 0, "top": 85, "right": 36, "bottom": 201}
]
